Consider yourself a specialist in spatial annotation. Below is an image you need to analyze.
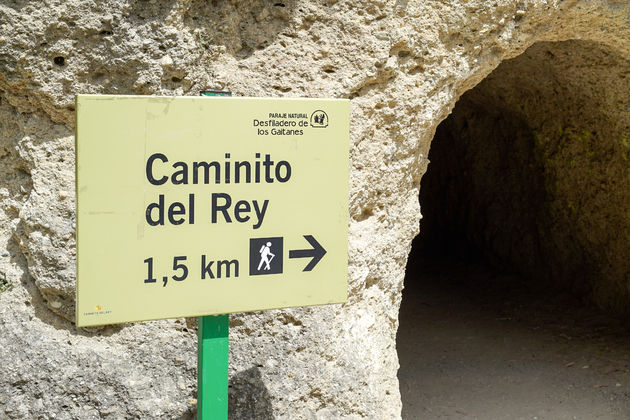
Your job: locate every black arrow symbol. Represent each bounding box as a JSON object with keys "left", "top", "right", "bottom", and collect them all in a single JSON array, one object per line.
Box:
[{"left": 289, "top": 235, "right": 326, "bottom": 272}]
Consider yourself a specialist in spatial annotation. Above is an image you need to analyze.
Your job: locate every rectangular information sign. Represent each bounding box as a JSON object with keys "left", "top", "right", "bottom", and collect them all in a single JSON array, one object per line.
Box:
[{"left": 76, "top": 95, "right": 349, "bottom": 326}]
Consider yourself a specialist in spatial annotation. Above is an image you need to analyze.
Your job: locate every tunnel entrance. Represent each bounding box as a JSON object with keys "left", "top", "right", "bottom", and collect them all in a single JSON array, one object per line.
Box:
[{"left": 397, "top": 40, "right": 630, "bottom": 419}]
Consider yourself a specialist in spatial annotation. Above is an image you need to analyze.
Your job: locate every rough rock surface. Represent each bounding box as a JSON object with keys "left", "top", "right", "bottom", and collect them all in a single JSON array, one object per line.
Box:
[{"left": 0, "top": 1, "right": 629, "bottom": 418}]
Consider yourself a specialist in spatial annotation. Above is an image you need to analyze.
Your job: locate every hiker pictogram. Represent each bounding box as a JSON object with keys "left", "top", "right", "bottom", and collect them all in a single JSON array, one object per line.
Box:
[
  {"left": 250, "top": 237, "right": 284, "bottom": 275},
  {"left": 257, "top": 242, "right": 275, "bottom": 271}
]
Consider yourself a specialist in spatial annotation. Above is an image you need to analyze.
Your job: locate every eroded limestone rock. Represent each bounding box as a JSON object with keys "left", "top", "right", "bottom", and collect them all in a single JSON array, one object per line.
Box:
[{"left": 1, "top": 0, "right": 629, "bottom": 418}]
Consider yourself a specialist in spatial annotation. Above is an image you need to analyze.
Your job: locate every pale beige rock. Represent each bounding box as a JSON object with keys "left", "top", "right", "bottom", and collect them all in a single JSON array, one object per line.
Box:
[{"left": 0, "top": 0, "right": 629, "bottom": 418}]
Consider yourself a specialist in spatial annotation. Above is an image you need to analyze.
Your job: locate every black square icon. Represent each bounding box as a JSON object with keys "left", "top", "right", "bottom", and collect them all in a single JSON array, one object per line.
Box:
[{"left": 249, "top": 237, "right": 283, "bottom": 276}]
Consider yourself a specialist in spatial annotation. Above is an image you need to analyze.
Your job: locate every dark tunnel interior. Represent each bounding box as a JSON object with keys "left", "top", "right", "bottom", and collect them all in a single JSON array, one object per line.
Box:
[{"left": 396, "top": 40, "right": 630, "bottom": 419}]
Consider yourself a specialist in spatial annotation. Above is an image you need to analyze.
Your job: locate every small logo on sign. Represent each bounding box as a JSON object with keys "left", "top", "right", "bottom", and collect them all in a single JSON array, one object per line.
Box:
[
  {"left": 95, "top": 305, "right": 102, "bottom": 311},
  {"left": 310, "top": 110, "right": 329, "bottom": 128}
]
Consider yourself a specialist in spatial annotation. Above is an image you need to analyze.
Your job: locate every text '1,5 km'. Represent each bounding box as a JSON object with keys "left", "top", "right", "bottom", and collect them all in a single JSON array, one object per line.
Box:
[{"left": 75, "top": 96, "right": 349, "bottom": 327}]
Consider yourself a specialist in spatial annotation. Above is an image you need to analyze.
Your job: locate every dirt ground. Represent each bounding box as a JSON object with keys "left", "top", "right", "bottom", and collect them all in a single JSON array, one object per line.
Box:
[{"left": 397, "top": 256, "right": 630, "bottom": 420}]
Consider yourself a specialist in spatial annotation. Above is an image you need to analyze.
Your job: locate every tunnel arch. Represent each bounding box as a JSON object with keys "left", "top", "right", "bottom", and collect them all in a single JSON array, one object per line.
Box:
[
  {"left": 397, "top": 37, "right": 630, "bottom": 417},
  {"left": 415, "top": 38, "right": 630, "bottom": 314}
]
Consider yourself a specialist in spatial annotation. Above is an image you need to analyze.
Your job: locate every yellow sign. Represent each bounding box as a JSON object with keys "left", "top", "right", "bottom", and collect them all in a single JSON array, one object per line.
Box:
[{"left": 75, "top": 95, "right": 349, "bottom": 327}]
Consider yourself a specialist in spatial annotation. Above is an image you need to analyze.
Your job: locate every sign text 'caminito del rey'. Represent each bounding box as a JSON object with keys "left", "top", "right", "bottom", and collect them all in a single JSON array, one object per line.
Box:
[{"left": 76, "top": 96, "right": 349, "bottom": 326}]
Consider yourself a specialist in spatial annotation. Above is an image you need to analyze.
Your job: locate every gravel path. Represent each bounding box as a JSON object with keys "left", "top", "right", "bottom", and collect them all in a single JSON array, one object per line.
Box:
[{"left": 397, "top": 257, "right": 630, "bottom": 420}]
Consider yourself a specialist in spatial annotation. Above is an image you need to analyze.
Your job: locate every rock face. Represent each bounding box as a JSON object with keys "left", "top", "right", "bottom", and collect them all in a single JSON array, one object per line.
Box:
[{"left": 1, "top": 1, "right": 629, "bottom": 418}]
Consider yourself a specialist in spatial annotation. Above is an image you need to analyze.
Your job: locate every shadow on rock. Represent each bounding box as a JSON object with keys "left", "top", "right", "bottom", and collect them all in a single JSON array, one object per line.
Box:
[{"left": 229, "top": 367, "right": 275, "bottom": 420}]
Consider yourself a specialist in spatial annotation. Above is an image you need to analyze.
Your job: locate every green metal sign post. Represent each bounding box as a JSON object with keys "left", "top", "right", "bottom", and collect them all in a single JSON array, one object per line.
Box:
[
  {"left": 197, "top": 314, "right": 229, "bottom": 420},
  {"left": 198, "top": 90, "right": 232, "bottom": 420}
]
